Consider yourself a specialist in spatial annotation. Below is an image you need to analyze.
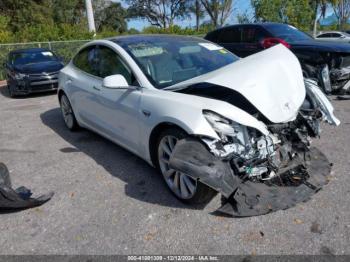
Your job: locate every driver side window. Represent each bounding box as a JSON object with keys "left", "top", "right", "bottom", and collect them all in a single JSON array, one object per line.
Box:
[
  {"left": 98, "top": 46, "right": 133, "bottom": 85},
  {"left": 73, "top": 46, "right": 99, "bottom": 76}
]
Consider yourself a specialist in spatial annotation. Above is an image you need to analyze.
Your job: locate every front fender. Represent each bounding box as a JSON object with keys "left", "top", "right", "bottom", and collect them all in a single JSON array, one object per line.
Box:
[{"left": 304, "top": 79, "right": 341, "bottom": 126}]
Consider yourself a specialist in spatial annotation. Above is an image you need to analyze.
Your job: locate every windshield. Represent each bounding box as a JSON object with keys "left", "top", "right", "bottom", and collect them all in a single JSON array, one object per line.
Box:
[
  {"left": 11, "top": 51, "right": 58, "bottom": 66},
  {"left": 117, "top": 37, "right": 238, "bottom": 89},
  {"left": 266, "top": 24, "right": 312, "bottom": 42}
]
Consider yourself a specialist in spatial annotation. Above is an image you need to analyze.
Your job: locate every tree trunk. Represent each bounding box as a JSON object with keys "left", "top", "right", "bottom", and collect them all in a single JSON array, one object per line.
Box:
[
  {"left": 312, "top": 2, "right": 319, "bottom": 38},
  {"left": 195, "top": 0, "right": 200, "bottom": 31}
]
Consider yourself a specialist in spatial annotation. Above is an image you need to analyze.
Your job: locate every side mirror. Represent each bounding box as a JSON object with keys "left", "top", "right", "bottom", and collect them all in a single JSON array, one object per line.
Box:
[
  {"left": 341, "top": 35, "right": 346, "bottom": 39},
  {"left": 103, "top": 74, "right": 129, "bottom": 89}
]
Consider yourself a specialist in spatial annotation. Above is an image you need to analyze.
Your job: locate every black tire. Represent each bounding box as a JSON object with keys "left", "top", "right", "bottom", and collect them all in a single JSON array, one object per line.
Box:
[
  {"left": 155, "top": 128, "right": 217, "bottom": 205},
  {"left": 7, "top": 84, "right": 16, "bottom": 98},
  {"left": 59, "top": 94, "right": 79, "bottom": 131}
]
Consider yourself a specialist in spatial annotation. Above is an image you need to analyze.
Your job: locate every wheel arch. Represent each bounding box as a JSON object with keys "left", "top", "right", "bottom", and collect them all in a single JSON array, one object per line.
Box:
[
  {"left": 148, "top": 122, "right": 188, "bottom": 167},
  {"left": 57, "top": 89, "right": 65, "bottom": 102}
]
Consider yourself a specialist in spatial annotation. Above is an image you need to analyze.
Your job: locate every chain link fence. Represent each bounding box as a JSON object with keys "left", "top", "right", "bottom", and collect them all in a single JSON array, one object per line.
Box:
[{"left": 0, "top": 40, "right": 90, "bottom": 80}]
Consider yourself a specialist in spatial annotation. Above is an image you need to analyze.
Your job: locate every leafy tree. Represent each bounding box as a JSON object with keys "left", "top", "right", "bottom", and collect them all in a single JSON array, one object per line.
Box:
[
  {"left": 310, "top": 0, "right": 328, "bottom": 37},
  {"left": 0, "top": 16, "right": 12, "bottom": 43},
  {"left": 237, "top": 11, "right": 254, "bottom": 24},
  {"left": 331, "top": 0, "right": 350, "bottom": 30},
  {"left": 252, "top": 0, "right": 287, "bottom": 23},
  {"left": 200, "top": 0, "right": 233, "bottom": 28},
  {"left": 251, "top": 0, "right": 314, "bottom": 31},
  {"left": 285, "top": 0, "right": 314, "bottom": 31},
  {"left": 95, "top": 2, "right": 128, "bottom": 33},
  {"left": 0, "top": 0, "right": 53, "bottom": 32},
  {"left": 126, "top": 0, "right": 187, "bottom": 29},
  {"left": 187, "top": 0, "right": 206, "bottom": 31},
  {"left": 51, "top": 0, "right": 86, "bottom": 25}
]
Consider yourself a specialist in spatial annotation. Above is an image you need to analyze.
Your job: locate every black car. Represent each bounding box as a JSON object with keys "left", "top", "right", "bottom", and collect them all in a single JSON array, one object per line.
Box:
[
  {"left": 205, "top": 23, "right": 350, "bottom": 94},
  {"left": 4, "top": 48, "right": 64, "bottom": 97}
]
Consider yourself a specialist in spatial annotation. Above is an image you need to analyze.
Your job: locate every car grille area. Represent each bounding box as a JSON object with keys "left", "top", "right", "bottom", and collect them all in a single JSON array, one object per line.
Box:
[{"left": 28, "top": 71, "right": 59, "bottom": 87}]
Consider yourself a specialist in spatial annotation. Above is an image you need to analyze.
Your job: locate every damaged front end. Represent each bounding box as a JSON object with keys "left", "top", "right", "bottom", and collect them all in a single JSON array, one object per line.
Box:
[
  {"left": 329, "top": 55, "right": 350, "bottom": 94},
  {"left": 169, "top": 82, "right": 340, "bottom": 217}
]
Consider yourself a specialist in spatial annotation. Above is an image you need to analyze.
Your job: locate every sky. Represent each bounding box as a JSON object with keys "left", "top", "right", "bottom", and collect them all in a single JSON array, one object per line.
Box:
[{"left": 119, "top": 0, "right": 252, "bottom": 31}]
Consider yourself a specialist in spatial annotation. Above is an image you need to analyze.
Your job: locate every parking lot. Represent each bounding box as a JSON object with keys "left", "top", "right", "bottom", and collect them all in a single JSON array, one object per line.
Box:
[{"left": 0, "top": 82, "right": 349, "bottom": 255}]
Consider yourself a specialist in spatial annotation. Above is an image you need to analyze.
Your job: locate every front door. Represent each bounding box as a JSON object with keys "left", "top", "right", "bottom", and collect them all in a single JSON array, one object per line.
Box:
[{"left": 92, "top": 45, "right": 142, "bottom": 154}]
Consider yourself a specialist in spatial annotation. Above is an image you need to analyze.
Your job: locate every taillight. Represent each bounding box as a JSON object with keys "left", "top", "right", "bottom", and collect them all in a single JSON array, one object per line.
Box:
[{"left": 262, "top": 38, "right": 291, "bottom": 49}]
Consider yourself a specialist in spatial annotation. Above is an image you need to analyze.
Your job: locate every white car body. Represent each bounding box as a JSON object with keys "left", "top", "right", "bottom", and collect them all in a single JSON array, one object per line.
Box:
[
  {"left": 316, "top": 31, "right": 350, "bottom": 43},
  {"left": 58, "top": 39, "right": 338, "bottom": 167}
]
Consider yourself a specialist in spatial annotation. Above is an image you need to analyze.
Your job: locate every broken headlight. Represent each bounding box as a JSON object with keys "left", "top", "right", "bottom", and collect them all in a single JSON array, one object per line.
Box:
[
  {"left": 203, "top": 110, "right": 247, "bottom": 141},
  {"left": 202, "top": 110, "right": 253, "bottom": 158},
  {"left": 14, "top": 73, "right": 26, "bottom": 80}
]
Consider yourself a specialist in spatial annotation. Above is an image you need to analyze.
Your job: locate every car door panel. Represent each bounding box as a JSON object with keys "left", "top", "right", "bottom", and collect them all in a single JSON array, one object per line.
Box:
[
  {"left": 70, "top": 72, "right": 104, "bottom": 129},
  {"left": 84, "top": 45, "right": 142, "bottom": 154},
  {"left": 97, "top": 87, "right": 142, "bottom": 153}
]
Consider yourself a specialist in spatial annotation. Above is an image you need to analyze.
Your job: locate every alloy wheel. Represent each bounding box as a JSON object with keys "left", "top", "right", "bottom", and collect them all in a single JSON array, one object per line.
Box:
[
  {"left": 158, "top": 135, "right": 197, "bottom": 199},
  {"left": 60, "top": 95, "right": 74, "bottom": 129}
]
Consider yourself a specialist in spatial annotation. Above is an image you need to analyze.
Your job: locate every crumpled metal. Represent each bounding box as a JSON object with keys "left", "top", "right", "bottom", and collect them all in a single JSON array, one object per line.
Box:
[{"left": 169, "top": 139, "right": 332, "bottom": 217}]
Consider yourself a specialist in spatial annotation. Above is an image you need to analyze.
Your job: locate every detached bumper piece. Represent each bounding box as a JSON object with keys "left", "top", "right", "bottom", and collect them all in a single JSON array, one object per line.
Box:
[
  {"left": 0, "top": 163, "right": 54, "bottom": 212},
  {"left": 169, "top": 139, "right": 331, "bottom": 217}
]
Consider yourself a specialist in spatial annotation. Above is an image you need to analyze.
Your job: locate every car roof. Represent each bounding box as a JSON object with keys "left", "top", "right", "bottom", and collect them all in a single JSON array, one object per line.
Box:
[
  {"left": 9, "top": 48, "right": 51, "bottom": 55},
  {"left": 206, "top": 22, "right": 292, "bottom": 34},
  {"left": 109, "top": 34, "right": 205, "bottom": 45}
]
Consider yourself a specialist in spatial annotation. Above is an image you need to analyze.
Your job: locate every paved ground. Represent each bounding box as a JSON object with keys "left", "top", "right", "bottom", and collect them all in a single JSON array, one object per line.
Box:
[{"left": 0, "top": 84, "right": 349, "bottom": 255}]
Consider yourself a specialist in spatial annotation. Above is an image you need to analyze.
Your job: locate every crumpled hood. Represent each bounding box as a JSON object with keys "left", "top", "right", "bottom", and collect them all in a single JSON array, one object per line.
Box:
[{"left": 170, "top": 44, "right": 306, "bottom": 124}]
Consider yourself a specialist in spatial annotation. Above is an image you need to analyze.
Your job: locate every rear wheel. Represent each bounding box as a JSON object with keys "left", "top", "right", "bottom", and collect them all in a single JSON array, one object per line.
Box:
[
  {"left": 156, "top": 128, "right": 216, "bottom": 204},
  {"left": 60, "top": 94, "right": 79, "bottom": 131}
]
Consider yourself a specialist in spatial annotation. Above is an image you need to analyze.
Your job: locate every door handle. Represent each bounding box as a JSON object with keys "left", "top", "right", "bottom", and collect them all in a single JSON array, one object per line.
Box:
[
  {"left": 66, "top": 79, "right": 72, "bottom": 84},
  {"left": 93, "top": 85, "right": 101, "bottom": 91}
]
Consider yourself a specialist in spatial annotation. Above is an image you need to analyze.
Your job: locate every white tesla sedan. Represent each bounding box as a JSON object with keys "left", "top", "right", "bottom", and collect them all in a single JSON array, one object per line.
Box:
[{"left": 58, "top": 35, "right": 339, "bottom": 216}]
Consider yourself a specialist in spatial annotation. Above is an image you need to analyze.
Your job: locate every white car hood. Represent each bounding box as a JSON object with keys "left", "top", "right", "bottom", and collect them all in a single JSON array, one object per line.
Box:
[{"left": 170, "top": 44, "right": 306, "bottom": 123}]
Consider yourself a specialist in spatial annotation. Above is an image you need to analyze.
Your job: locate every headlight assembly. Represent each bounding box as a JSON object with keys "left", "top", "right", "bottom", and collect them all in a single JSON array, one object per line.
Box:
[
  {"left": 203, "top": 110, "right": 249, "bottom": 143},
  {"left": 14, "top": 73, "right": 26, "bottom": 80}
]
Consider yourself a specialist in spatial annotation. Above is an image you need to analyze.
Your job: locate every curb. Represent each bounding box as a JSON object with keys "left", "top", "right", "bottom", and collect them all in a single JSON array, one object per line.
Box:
[{"left": 0, "top": 80, "right": 7, "bottom": 87}]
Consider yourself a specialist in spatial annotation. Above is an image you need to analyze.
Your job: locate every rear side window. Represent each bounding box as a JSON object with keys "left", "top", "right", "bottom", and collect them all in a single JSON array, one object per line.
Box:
[
  {"left": 205, "top": 31, "right": 219, "bottom": 42},
  {"left": 218, "top": 27, "right": 240, "bottom": 43},
  {"left": 317, "top": 33, "right": 331, "bottom": 38},
  {"left": 241, "top": 27, "right": 267, "bottom": 43},
  {"left": 73, "top": 46, "right": 99, "bottom": 76}
]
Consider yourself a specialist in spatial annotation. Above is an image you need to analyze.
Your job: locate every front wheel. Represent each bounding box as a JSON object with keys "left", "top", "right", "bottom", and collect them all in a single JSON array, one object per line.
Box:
[
  {"left": 156, "top": 128, "right": 217, "bottom": 205},
  {"left": 7, "top": 83, "right": 16, "bottom": 98}
]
